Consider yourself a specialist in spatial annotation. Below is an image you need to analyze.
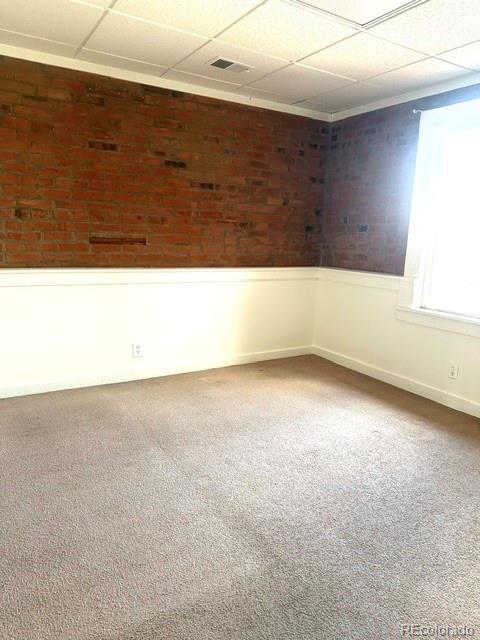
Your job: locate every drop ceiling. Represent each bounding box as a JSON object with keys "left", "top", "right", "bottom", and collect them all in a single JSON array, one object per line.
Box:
[{"left": 0, "top": 0, "right": 480, "bottom": 120}]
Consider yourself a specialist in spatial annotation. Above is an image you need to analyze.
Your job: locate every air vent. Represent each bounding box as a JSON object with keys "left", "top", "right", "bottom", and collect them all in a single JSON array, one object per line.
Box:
[{"left": 209, "top": 57, "right": 253, "bottom": 74}]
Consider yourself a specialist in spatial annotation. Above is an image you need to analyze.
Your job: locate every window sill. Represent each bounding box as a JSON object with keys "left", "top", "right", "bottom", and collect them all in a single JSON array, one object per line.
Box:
[{"left": 396, "top": 305, "right": 480, "bottom": 338}]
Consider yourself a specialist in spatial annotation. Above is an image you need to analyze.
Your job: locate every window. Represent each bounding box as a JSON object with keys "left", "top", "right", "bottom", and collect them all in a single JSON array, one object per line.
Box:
[{"left": 405, "top": 98, "right": 480, "bottom": 322}]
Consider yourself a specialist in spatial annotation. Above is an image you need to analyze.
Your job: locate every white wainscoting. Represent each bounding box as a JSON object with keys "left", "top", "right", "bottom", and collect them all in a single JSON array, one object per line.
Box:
[
  {"left": 0, "top": 267, "right": 317, "bottom": 398},
  {"left": 313, "top": 268, "right": 480, "bottom": 418},
  {"left": 1, "top": 266, "right": 479, "bottom": 417}
]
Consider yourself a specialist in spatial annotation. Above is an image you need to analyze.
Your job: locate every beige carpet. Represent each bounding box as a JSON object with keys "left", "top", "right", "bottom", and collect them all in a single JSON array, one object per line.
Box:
[{"left": 1, "top": 356, "right": 479, "bottom": 640}]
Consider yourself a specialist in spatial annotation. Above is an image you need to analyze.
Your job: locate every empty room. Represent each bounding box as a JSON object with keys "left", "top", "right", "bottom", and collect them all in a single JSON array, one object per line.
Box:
[{"left": 1, "top": 1, "right": 480, "bottom": 638}]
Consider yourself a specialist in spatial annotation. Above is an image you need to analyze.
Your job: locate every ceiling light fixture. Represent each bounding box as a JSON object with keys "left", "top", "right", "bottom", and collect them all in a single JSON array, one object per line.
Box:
[{"left": 286, "top": 0, "right": 430, "bottom": 29}]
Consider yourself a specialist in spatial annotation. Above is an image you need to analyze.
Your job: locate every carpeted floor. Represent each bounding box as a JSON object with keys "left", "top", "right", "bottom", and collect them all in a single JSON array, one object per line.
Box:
[{"left": 1, "top": 355, "right": 479, "bottom": 640}]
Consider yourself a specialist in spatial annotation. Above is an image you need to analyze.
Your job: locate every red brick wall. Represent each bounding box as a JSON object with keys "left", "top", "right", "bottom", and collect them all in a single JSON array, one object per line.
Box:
[
  {"left": 0, "top": 56, "right": 328, "bottom": 268},
  {"left": 3, "top": 55, "right": 479, "bottom": 273},
  {"left": 321, "top": 84, "right": 480, "bottom": 275}
]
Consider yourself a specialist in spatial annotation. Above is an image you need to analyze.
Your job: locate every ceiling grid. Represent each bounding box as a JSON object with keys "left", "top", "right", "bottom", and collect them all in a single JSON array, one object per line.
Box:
[{"left": 0, "top": 0, "right": 479, "bottom": 118}]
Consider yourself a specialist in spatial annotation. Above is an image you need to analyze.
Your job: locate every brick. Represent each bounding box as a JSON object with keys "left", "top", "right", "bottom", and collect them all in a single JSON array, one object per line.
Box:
[
  {"left": 2, "top": 55, "right": 473, "bottom": 271},
  {"left": 0, "top": 56, "right": 329, "bottom": 268},
  {"left": 320, "top": 83, "right": 480, "bottom": 275}
]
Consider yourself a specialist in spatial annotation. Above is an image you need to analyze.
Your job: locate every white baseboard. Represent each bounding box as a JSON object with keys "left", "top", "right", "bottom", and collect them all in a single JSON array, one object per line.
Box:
[
  {"left": 3, "top": 343, "right": 478, "bottom": 420},
  {"left": 312, "top": 346, "right": 480, "bottom": 419},
  {"left": 1, "top": 345, "right": 312, "bottom": 399}
]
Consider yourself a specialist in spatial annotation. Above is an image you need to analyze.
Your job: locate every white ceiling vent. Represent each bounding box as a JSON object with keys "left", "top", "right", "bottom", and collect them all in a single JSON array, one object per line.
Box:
[{"left": 208, "top": 57, "right": 253, "bottom": 73}]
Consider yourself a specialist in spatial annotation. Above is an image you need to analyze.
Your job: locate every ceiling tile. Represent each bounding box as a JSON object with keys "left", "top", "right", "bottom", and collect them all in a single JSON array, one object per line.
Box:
[
  {"left": 301, "top": 33, "right": 425, "bottom": 80},
  {"left": 439, "top": 40, "right": 480, "bottom": 71},
  {"left": 0, "top": 30, "right": 77, "bottom": 56},
  {"left": 176, "top": 42, "right": 288, "bottom": 83},
  {"left": 112, "top": 0, "right": 263, "bottom": 37},
  {"left": 161, "top": 69, "right": 242, "bottom": 92},
  {"left": 305, "top": 0, "right": 414, "bottom": 25},
  {"left": 85, "top": 13, "right": 207, "bottom": 67},
  {"left": 70, "top": 0, "right": 112, "bottom": 7},
  {"left": 369, "top": 58, "right": 473, "bottom": 92},
  {"left": 305, "top": 82, "right": 398, "bottom": 112},
  {"left": 249, "top": 64, "right": 353, "bottom": 100},
  {"left": 369, "top": 0, "right": 480, "bottom": 55},
  {"left": 217, "top": 0, "right": 357, "bottom": 61},
  {"left": 78, "top": 49, "right": 167, "bottom": 75},
  {"left": 0, "top": 0, "right": 103, "bottom": 46}
]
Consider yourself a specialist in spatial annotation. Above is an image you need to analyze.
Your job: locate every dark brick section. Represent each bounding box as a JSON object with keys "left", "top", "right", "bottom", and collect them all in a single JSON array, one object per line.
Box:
[
  {"left": 0, "top": 56, "right": 327, "bottom": 268},
  {"left": 321, "top": 83, "right": 480, "bottom": 275},
  {"left": 322, "top": 104, "right": 422, "bottom": 275},
  {"left": 89, "top": 236, "right": 147, "bottom": 245},
  {"left": 164, "top": 159, "right": 186, "bottom": 169},
  {"left": 88, "top": 140, "right": 119, "bottom": 151}
]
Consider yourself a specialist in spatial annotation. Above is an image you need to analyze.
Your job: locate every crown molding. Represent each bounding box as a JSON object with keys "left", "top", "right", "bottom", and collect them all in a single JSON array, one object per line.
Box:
[
  {"left": 0, "top": 43, "right": 332, "bottom": 122},
  {"left": 2, "top": 41, "right": 480, "bottom": 125},
  {"left": 330, "top": 71, "right": 480, "bottom": 121}
]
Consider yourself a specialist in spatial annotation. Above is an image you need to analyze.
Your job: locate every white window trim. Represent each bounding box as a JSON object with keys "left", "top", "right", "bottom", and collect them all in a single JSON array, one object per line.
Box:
[{"left": 397, "top": 99, "right": 480, "bottom": 338}]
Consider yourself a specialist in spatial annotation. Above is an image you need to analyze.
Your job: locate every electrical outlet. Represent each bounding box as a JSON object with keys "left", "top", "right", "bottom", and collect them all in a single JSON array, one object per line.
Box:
[
  {"left": 132, "top": 343, "right": 143, "bottom": 358},
  {"left": 448, "top": 365, "right": 459, "bottom": 380}
]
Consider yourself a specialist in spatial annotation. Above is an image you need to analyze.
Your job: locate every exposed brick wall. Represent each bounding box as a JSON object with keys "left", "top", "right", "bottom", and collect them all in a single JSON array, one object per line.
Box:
[
  {"left": 3, "top": 54, "right": 479, "bottom": 273},
  {"left": 0, "top": 56, "right": 328, "bottom": 268},
  {"left": 321, "top": 83, "right": 480, "bottom": 275}
]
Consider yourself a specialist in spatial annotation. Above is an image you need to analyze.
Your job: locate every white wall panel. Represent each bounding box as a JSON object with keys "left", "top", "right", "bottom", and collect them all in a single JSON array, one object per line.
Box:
[
  {"left": 1, "top": 267, "right": 478, "bottom": 419},
  {"left": 0, "top": 268, "right": 316, "bottom": 398},
  {"left": 313, "top": 269, "right": 480, "bottom": 418}
]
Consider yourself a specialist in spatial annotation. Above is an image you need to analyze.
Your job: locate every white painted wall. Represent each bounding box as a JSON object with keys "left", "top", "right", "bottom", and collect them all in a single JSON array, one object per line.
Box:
[
  {"left": 1, "top": 266, "right": 479, "bottom": 418},
  {"left": 0, "top": 268, "right": 316, "bottom": 398},
  {"left": 313, "top": 268, "right": 480, "bottom": 418}
]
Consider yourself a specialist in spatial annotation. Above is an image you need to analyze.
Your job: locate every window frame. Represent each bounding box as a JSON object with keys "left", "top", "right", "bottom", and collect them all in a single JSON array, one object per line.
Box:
[{"left": 397, "top": 98, "right": 480, "bottom": 338}]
